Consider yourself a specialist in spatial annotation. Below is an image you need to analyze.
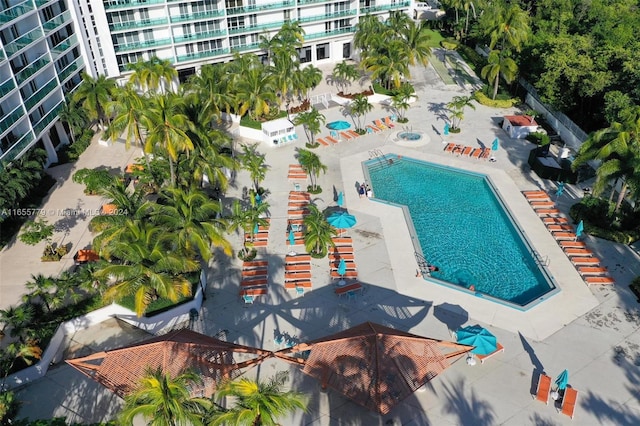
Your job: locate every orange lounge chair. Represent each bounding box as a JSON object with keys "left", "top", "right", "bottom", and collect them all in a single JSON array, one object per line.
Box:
[
  {"left": 476, "top": 343, "right": 504, "bottom": 364},
  {"left": 560, "top": 241, "right": 587, "bottom": 248},
  {"left": 286, "top": 254, "right": 312, "bottom": 263},
  {"left": 531, "top": 201, "right": 556, "bottom": 208},
  {"left": 534, "top": 373, "right": 552, "bottom": 404},
  {"left": 444, "top": 143, "right": 456, "bottom": 153},
  {"left": 284, "top": 281, "right": 312, "bottom": 289},
  {"left": 241, "top": 278, "right": 268, "bottom": 287},
  {"left": 101, "top": 204, "right": 118, "bottom": 215},
  {"left": 547, "top": 224, "right": 575, "bottom": 231},
  {"left": 543, "top": 217, "right": 569, "bottom": 224},
  {"left": 242, "top": 269, "right": 268, "bottom": 277},
  {"left": 332, "top": 237, "right": 353, "bottom": 246},
  {"left": 332, "top": 246, "right": 354, "bottom": 254},
  {"left": 366, "top": 124, "right": 381, "bottom": 133},
  {"left": 470, "top": 148, "right": 482, "bottom": 158},
  {"left": 461, "top": 146, "right": 473, "bottom": 156},
  {"left": 552, "top": 232, "right": 578, "bottom": 241},
  {"left": 584, "top": 276, "right": 615, "bottom": 285},
  {"left": 288, "top": 209, "right": 310, "bottom": 217},
  {"left": 523, "top": 191, "right": 550, "bottom": 198},
  {"left": 339, "top": 131, "right": 352, "bottom": 140},
  {"left": 240, "top": 287, "right": 268, "bottom": 297},
  {"left": 452, "top": 145, "right": 465, "bottom": 155},
  {"left": 243, "top": 260, "right": 268, "bottom": 269},
  {"left": 347, "top": 130, "right": 359, "bottom": 138},
  {"left": 479, "top": 148, "right": 492, "bottom": 159},
  {"left": 285, "top": 263, "right": 311, "bottom": 272},
  {"left": 317, "top": 137, "right": 330, "bottom": 146},
  {"left": 285, "top": 272, "right": 312, "bottom": 280},
  {"left": 560, "top": 387, "right": 578, "bottom": 419},
  {"left": 564, "top": 248, "right": 593, "bottom": 257},
  {"left": 74, "top": 249, "right": 99, "bottom": 263},
  {"left": 383, "top": 117, "right": 396, "bottom": 128},
  {"left": 329, "top": 253, "right": 355, "bottom": 262},
  {"left": 571, "top": 257, "right": 601, "bottom": 265},
  {"left": 326, "top": 136, "right": 339, "bottom": 144},
  {"left": 577, "top": 266, "right": 608, "bottom": 276},
  {"left": 537, "top": 209, "right": 563, "bottom": 216},
  {"left": 374, "top": 119, "right": 388, "bottom": 130},
  {"left": 335, "top": 282, "right": 363, "bottom": 296},
  {"left": 331, "top": 270, "right": 358, "bottom": 279},
  {"left": 331, "top": 261, "right": 357, "bottom": 270}
]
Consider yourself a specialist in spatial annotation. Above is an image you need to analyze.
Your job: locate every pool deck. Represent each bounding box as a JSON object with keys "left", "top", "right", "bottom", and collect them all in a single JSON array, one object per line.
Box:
[{"left": 6, "top": 61, "right": 640, "bottom": 425}]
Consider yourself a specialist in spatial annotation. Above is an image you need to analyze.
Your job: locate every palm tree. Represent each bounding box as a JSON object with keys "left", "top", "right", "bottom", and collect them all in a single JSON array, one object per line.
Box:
[
  {"left": 185, "top": 64, "right": 234, "bottom": 121},
  {"left": 346, "top": 94, "right": 373, "bottom": 132},
  {"left": 302, "top": 204, "right": 336, "bottom": 257},
  {"left": 360, "top": 40, "right": 410, "bottom": 90},
  {"left": 72, "top": 73, "right": 116, "bottom": 131},
  {"left": 391, "top": 82, "right": 416, "bottom": 122},
  {"left": 0, "top": 340, "right": 42, "bottom": 386},
  {"left": 151, "top": 188, "right": 232, "bottom": 262},
  {"left": 235, "top": 67, "right": 277, "bottom": 120},
  {"left": 354, "top": 15, "right": 386, "bottom": 53},
  {"left": 22, "top": 274, "right": 56, "bottom": 313},
  {"left": 143, "top": 93, "right": 195, "bottom": 187},
  {"left": 293, "top": 108, "right": 326, "bottom": 146},
  {"left": 401, "top": 19, "right": 433, "bottom": 67},
  {"left": 258, "top": 31, "right": 278, "bottom": 65},
  {"left": 95, "top": 220, "right": 199, "bottom": 316},
  {"left": 227, "top": 199, "right": 270, "bottom": 258},
  {"left": 0, "top": 304, "right": 35, "bottom": 341},
  {"left": 119, "top": 368, "right": 211, "bottom": 426},
  {"left": 128, "top": 56, "right": 177, "bottom": 94},
  {"left": 481, "top": 50, "right": 518, "bottom": 100},
  {"left": 447, "top": 95, "right": 476, "bottom": 130},
  {"left": 58, "top": 98, "right": 88, "bottom": 145},
  {"left": 105, "top": 84, "right": 151, "bottom": 153},
  {"left": 331, "top": 61, "right": 360, "bottom": 95},
  {"left": 208, "top": 371, "right": 306, "bottom": 426},
  {"left": 239, "top": 144, "right": 269, "bottom": 194},
  {"left": 296, "top": 148, "right": 327, "bottom": 192},
  {"left": 298, "top": 65, "right": 322, "bottom": 101},
  {"left": 481, "top": 2, "right": 531, "bottom": 52}
]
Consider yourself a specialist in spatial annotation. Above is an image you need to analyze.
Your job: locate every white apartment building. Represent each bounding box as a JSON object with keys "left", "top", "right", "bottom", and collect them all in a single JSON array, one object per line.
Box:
[
  {"left": 0, "top": 0, "right": 85, "bottom": 166},
  {"left": 1, "top": 0, "right": 411, "bottom": 166}
]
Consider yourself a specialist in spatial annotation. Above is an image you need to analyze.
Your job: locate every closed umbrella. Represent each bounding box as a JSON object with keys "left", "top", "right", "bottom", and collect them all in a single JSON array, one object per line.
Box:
[
  {"left": 253, "top": 223, "right": 259, "bottom": 234},
  {"left": 492, "top": 138, "right": 499, "bottom": 151},
  {"left": 576, "top": 220, "right": 584, "bottom": 238},
  {"left": 456, "top": 325, "right": 498, "bottom": 355},
  {"left": 338, "top": 258, "right": 347, "bottom": 277},
  {"left": 556, "top": 182, "right": 565, "bottom": 197},
  {"left": 444, "top": 123, "right": 450, "bottom": 136},
  {"left": 555, "top": 369, "right": 569, "bottom": 391},
  {"left": 289, "top": 229, "right": 296, "bottom": 246},
  {"left": 337, "top": 191, "right": 344, "bottom": 207}
]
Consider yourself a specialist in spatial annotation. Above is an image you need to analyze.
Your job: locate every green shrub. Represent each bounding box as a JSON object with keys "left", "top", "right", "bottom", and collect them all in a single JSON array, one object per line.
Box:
[
  {"left": 457, "top": 44, "right": 486, "bottom": 72},
  {"left": 56, "top": 129, "right": 95, "bottom": 164},
  {"left": 19, "top": 219, "right": 54, "bottom": 246},
  {"left": 116, "top": 275, "right": 199, "bottom": 317},
  {"left": 569, "top": 197, "right": 640, "bottom": 244},
  {"left": 473, "top": 90, "right": 518, "bottom": 108},
  {"left": 372, "top": 82, "right": 394, "bottom": 96},
  {"left": 72, "top": 168, "right": 114, "bottom": 195},
  {"left": 441, "top": 40, "right": 459, "bottom": 50},
  {"left": 240, "top": 111, "right": 288, "bottom": 130},
  {"left": 526, "top": 132, "right": 550, "bottom": 146}
]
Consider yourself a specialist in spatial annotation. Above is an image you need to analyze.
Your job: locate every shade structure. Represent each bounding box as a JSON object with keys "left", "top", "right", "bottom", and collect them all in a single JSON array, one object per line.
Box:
[
  {"left": 337, "top": 191, "right": 344, "bottom": 207},
  {"left": 327, "top": 211, "right": 356, "bottom": 230},
  {"left": 576, "top": 220, "right": 584, "bottom": 238},
  {"left": 555, "top": 369, "right": 569, "bottom": 391},
  {"left": 456, "top": 325, "right": 498, "bottom": 355},
  {"left": 337, "top": 258, "right": 347, "bottom": 276},
  {"left": 66, "top": 329, "right": 271, "bottom": 398},
  {"left": 492, "top": 138, "right": 499, "bottom": 151},
  {"left": 289, "top": 228, "right": 296, "bottom": 246},
  {"left": 327, "top": 120, "right": 351, "bottom": 130},
  {"left": 275, "top": 322, "right": 473, "bottom": 415}
]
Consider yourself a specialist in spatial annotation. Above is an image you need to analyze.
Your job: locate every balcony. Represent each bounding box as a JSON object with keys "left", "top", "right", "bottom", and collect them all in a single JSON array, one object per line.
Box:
[
  {"left": 105, "top": 0, "right": 165, "bottom": 10},
  {"left": 228, "top": 21, "right": 283, "bottom": 35},
  {"left": 230, "top": 43, "right": 260, "bottom": 52},
  {"left": 15, "top": 56, "right": 51, "bottom": 85},
  {"left": 360, "top": 1, "right": 410, "bottom": 14},
  {"left": 24, "top": 78, "right": 58, "bottom": 112},
  {"left": 114, "top": 37, "right": 172, "bottom": 52},
  {"left": 58, "top": 58, "right": 84, "bottom": 84},
  {"left": 43, "top": 10, "right": 72, "bottom": 33},
  {"left": 176, "top": 48, "right": 230, "bottom": 62},
  {"left": 109, "top": 17, "right": 169, "bottom": 32},
  {"left": 0, "top": 0, "right": 35, "bottom": 24},
  {"left": 296, "top": 9, "right": 356, "bottom": 23},
  {"left": 173, "top": 29, "right": 227, "bottom": 43},
  {"left": 0, "top": 105, "right": 24, "bottom": 135},
  {"left": 50, "top": 34, "right": 78, "bottom": 57},
  {"left": 0, "top": 78, "right": 16, "bottom": 98},
  {"left": 226, "top": 1, "right": 294, "bottom": 16},
  {"left": 33, "top": 100, "right": 63, "bottom": 136},
  {"left": 305, "top": 26, "right": 353, "bottom": 40},
  {"left": 169, "top": 10, "right": 225, "bottom": 23},
  {"left": 298, "top": 0, "right": 334, "bottom": 4},
  {"left": 0, "top": 132, "right": 35, "bottom": 164},
  {"left": 4, "top": 27, "right": 44, "bottom": 57}
]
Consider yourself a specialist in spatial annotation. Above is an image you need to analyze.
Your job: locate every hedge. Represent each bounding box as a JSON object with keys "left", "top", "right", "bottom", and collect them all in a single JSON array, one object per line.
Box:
[{"left": 473, "top": 90, "right": 519, "bottom": 108}]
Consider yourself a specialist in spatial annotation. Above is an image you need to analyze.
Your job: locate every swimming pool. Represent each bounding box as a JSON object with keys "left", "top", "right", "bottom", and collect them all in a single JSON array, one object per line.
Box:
[{"left": 365, "top": 155, "right": 556, "bottom": 308}]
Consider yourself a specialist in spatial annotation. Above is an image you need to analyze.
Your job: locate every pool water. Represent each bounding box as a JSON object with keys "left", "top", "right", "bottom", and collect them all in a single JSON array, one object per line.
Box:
[
  {"left": 366, "top": 155, "right": 554, "bottom": 307},
  {"left": 398, "top": 132, "right": 422, "bottom": 141}
]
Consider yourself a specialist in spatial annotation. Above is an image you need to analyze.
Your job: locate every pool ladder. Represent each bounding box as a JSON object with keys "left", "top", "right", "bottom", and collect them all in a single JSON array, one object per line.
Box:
[
  {"left": 532, "top": 250, "right": 550, "bottom": 267},
  {"left": 368, "top": 149, "right": 384, "bottom": 159}
]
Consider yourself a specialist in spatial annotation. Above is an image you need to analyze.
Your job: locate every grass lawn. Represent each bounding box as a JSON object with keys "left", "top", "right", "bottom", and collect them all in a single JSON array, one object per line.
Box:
[{"left": 425, "top": 29, "right": 445, "bottom": 48}]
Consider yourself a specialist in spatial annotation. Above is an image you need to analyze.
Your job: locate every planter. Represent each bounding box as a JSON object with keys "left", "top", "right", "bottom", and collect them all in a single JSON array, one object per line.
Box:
[
  {"left": 238, "top": 249, "right": 257, "bottom": 262},
  {"left": 307, "top": 185, "right": 322, "bottom": 194}
]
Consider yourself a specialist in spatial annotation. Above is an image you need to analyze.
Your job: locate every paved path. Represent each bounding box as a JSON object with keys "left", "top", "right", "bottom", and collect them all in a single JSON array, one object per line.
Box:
[{"left": 7, "top": 61, "right": 640, "bottom": 425}]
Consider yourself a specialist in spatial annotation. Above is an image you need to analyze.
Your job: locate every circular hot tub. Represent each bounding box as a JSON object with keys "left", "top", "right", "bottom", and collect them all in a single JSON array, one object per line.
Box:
[{"left": 398, "top": 131, "right": 423, "bottom": 141}]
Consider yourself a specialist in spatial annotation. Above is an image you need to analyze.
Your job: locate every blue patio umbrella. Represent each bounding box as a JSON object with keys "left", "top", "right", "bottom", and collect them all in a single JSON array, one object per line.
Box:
[
  {"left": 327, "top": 212, "right": 357, "bottom": 230},
  {"left": 556, "top": 182, "right": 565, "bottom": 197},
  {"left": 327, "top": 121, "right": 351, "bottom": 130},
  {"left": 289, "top": 228, "right": 296, "bottom": 246},
  {"left": 492, "top": 138, "right": 499, "bottom": 151},
  {"left": 337, "top": 258, "right": 347, "bottom": 277},
  {"left": 576, "top": 220, "right": 584, "bottom": 238},
  {"left": 456, "top": 325, "right": 498, "bottom": 355},
  {"left": 444, "top": 123, "right": 450, "bottom": 136},
  {"left": 555, "top": 369, "right": 569, "bottom": 391},
  {"left": 337, "top": 191, "right": 344, "bottom": 207}
]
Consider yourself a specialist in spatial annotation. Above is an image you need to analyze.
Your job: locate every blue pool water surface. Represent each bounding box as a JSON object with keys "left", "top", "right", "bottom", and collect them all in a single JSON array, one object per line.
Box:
[
  {"left": 398, "top": 132, "right": 422, "bottom": 141},
  {"left": 366, "top": 156, "right": 554, "bottom": 307}
]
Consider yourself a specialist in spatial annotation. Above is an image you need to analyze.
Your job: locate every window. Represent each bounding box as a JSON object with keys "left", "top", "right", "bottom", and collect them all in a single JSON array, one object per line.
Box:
[
  {"left": 226, "top": 0, "right": 243, "bottom": 8},
  {"left": 229, "top": 35, "right": 245, "bottom": 48},
  {"left": 298, "top": 46, "right": 311, "bottom": 63},
  {"left": 228, "top": 17, "right": 244, "bottom": 30},
  {"left": 343, "top": 42, "right": 351, "bottom": 58},
  {"left": 316, "top": 43, "right": 329, "bottom": 60}
]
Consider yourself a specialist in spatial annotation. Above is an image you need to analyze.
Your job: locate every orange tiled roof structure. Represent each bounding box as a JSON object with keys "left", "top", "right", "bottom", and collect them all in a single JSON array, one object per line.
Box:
[
  {"left": 66, "top": 329, "right": 271, "bottom": 398},
  {"left": 274, "top": 322, "right": 473, "bottom": 415}
]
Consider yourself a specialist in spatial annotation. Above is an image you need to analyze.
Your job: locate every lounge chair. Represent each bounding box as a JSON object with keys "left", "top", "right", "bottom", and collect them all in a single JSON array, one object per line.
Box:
[
  {"left": 536, "top": 209, "right": 563, "bottom": 216},
  {"left": 531, "top": 201, "right": 556, "bottom": 208},
  {"left": 470, "top": 148, "right": 482, "bottom": 159},
  {"left": 242, "top": 269, "right": 268, "bottom": 277},
  {"left": 476, "top": 343, "right": 504, "bottom": 364},
  {"left": 479, "top": 148, "right": 492, "bottom": 159},
  {"left": 243, "top": 260, "right": 269, "bottom": 269},
  {"left": 444, "top": 143, "right": 456, "bottom": 153},
  {"left": 374, "top": 119, "right": 388, "bottom": 130},
  {"left": 340, "top": 131, "right": 352, "bottom": 140},
  {"left": 560, "top": 241, "right": 587, "bottom": 248},
  {"left": 347, "top": 130, "right": 360, "bottom": 138},
  {"left": 286, "top": 254, "right": 312, "bottom": 263},
  {"left": 383, "top": 117, "right": 395, "bottom": 128},
  {"left": 534, "top": 373, "right": 552, "bottom": 404},
  {"left": 577, "top": 266, "right": 608, "bottom": 276},
  {"left": 332, "top": 246, "right": 354, "bottom": 254},
  {"left": 241, "top": 278, "right": 268, "bottom": 287},
  {"left": 461, "top": 146, "right": 473, "bottom": 156},
  {"left": 284, "top": 281, "right": 312, "bottom": 289},
  {"left": 326, "top": 135, "right": 339, "bottom": 144},
  {"left": 329, "top": 253, "right": 355, "bottom": 261},
  {"left": 335, "top": 282, "right": 363, "bottom": 296},
  {"left": 366, "top": 124, "right": 381, "bottom": 133},
  {"left": 331, "top": 270, "right": 359, "bottom": 279},
  {"left": 240, "top": 287, "right": 268, "bottom": 297},
  {"left": 332, "top": 237, "right": 353, "bottom": 246},
  {"left": 285, "top": 263, "right": 310, "bottom": 272},
  {"left": 285, "top": 271, "right": 312, "bottom": 280},
  {"left": 563, "top": 248, "right": 593, "bottom": 257},
  {"left": 452, "top": 145, "right": 464, "bottom": 155},
  {"left": 523, "top": 190, "right": 549, "bottom": 197},
  {"left": 584, "top": 276, "right": 615, "bottom": 285},
  {"left": 547, "top": 224, "right": 575, "bottom": 231},
  {"left": 543, "top": 217, "right": 570, "bottom": 224},
  {"left": 552, "top": 232, "right": 577, "bottom": 241},
  {"left": 560, "top": 387, "right": 578, "bottom": 419},
  {"left": 317, "top": 138, "right": 330, "bottom": 146},
  {"left": 570, "top": 257, "right": 601, "bottom": 265},
  {"left": 330, "top": 261, "right": 357, "bottom": 270}
]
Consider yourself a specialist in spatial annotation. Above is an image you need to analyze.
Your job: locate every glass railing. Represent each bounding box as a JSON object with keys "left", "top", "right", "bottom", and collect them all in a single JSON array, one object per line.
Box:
[
  {"left": 43, "top": 10, "right": 71, "bottom": 32},
  {"left": 35, "top": 0, "right": 53, "bottom": 6},
  {"left": 58, "top": 58, "right": 84, "bottom": 83},
  {"left": 230, "top": 42, "right": 260, "bottom": 52},
  {"left": 104, "top": 0, "right": 164, "bottom": 10},
  {"left": 0, "top": 49, "right": 5, "bottom": 61},
  {"left": 0, "top": 132, "right": 34, "bottom": 164},
  {"left": 173, "top": 29, "right": 227, "bottom": 43},
  {"left": 228, "top": 21, "right": 283, "bottom": 35},
  {"left": 226, "top": 0, "right": 294, "bottom": 16},
  {"left": 4, "top": 27, "right": 44, "bottom": 57},
  {"left": 33, "top": 100, "right": 63, "bottom": 135},
  {"left": 110, "top": 17, "right": 169, "bottom": 31},
  {"left": 24, "top": 78, "right": 58, "bottom": 112},
  {"left": 169, "top": 10, "right": 225, "bottom": 23},
  {"left": 0, "top": 105, "right": 25, "bottom": 135},
  {"left": 298, "top": 0, "right": 333, "bottom": 4},
  {"left": 360, "top": 1, "right": 410, "bottom": 13},
  {"left": 176, "top": 48, "right": 230, "bottom": 62},
  {"left": 114, "top": 37, "right": 172, "bottom": 52},
  {"left": 296, "top": 9, "right": 356, "bottom": 23},
  {"left": 50, "top": 34, "right": 78, "bottom": 57},
  {"left": 0, "top": 0, "right": 35, "bottom": 24},
  {"left": 0, "top": 78, "right": 16, "bottom": 98},
  {"left": 305, "top": 26, "right": 353, "bottom": 40},
  {"left": 15, "top": 56, "right": 50, "bottom": 85}
]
